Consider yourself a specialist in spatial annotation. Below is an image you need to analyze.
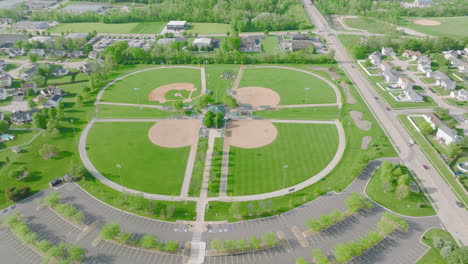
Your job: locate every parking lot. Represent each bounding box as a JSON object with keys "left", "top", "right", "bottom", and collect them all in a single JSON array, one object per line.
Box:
[
  {"left": 0, "top": 227, "right": 43, "bottom": 264},
  {"left": 205, "top": 245, "right": 290, "bottom": 264}
]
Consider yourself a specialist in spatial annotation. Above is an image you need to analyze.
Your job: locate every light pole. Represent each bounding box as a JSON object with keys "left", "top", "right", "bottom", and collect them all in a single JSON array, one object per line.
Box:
[
  {"left": 282, "top": 165, "right": 288, "bottom": 189},
  {"left": 70, "top": 119, "right": 77, "bottom": 145},
  {"left": 304, "top": 88, "right": 311, "bottom": 103},
  {"left": 134, "top": 87, "right": 140, "bottom": 105}
]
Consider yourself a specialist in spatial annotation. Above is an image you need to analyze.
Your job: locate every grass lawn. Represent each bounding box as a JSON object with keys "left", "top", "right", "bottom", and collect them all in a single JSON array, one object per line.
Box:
[
  {"left": 101, "top": 67, "right": 202, "bottom": 105},
  {"left": 239, "top": 67, "right": 337, "bottom": 105},
  {"left": 228, "top": 123, "right": 339, "bottom": 195},
  {"left": 0, "top": 130, "right": 41, "bottom": 150},
  {"left": 343, "top": 16, "right": 393, "bottom": 34},
  {"left": 366, "top": 165, "right": 435, "bottom": 217},
  {"left": 205, "top": 64, "right": 240, "bottom": 104},
  {"left": 188, "top": 138, "right": 208, "bottom": 197},
  {"left": 417, "top": 228, "right": 457, "bottom": 264},
  {"left": 208, "top": 137, "right": 224, "bottom": 197},
  {"left": 444, "top": 98, "right": 468, "bottom": 107},
  {"left": 404, "top": 17, "right": 468, "bottom": 38},
  {"left": 421, "top": 77, "right": 436, "bottom": 84},
  {"left": 96, "top": 104, "right": 177, "bottom": 119},
  {"left": 5, "top": 63, "right": 20, "bottom": 71},
  {"left": 49, "top": 22, "right": 166, "bottom": 34},
  {"left": 261, "top": 36, "right": 280, "bottom": 53},
  {"left": 411, "top": 116, "right": 450, "bottom": 157},
  {"left": 253, "top": 107, "right": 340, "bottom": 120},
  {"left": 48, "top": 73, "right": 89, "bottom": 85},
  {"left": 86, "top": 122, "right": 190, "bottom": 195},
  {"left": 431, "top": 86, "right": 451, "bottom": 96},
  {"left": 186, "top": 23, "right": 231, "bottom": 34},
  {"left": 399, "top": 115, "right": 468, "bottom": 206}
]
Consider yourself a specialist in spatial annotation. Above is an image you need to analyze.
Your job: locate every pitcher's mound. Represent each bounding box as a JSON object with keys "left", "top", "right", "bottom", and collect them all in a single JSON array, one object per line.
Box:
[
  {"left": 148, "top": 120, "right": 201, "bottom": 148},
  {"left": 148, "top": 83, "right": 196, "bottom": 103},
  {"left": 226, "top": 120, "right": 277, "bottom": 148},
  {"left": 412, "top": 19, "right": 441, "bottom": 26},
  {"left": 235, "top": 87, "right": 280, "bottom": 108}
]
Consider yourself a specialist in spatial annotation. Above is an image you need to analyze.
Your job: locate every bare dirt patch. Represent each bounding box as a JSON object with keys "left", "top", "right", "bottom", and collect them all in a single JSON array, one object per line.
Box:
[
  {"left": 148, "top": 83, "right": 197, "bottom": 103},
  {"left": 412, "top": 19, "right": 441, "bottom": 26},
  {"left": 340, "top": 82, "right": 357, "bottom": 104},
  {"left": 225, "top": 120, "right": 277, "bottom": 149},
  {"left": 234, "top": 87, "right": 280, "bottom": 108},
  {"left": 361, "top": 136, "right": 372, "bottom": 149},
  {"left": 350, "top": 111, "right": 372, "bottom": 131},
  {"left": 148, "top": 119, "right": 201, "bottom": 148}
]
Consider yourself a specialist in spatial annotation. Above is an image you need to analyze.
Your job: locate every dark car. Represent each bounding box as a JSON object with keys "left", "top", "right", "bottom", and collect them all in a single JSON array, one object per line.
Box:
[
  {"left": 422, "top": 165, "right": 430, "bottom": 170},
  {"left": 455, "top": 201, "right": 464, "bottom": 208},
  {"left": 49, "top": 178, "right": 63, "bottom": 187},
  {"left": 385, "top": 107, "right": 390, "bottom": 111}
]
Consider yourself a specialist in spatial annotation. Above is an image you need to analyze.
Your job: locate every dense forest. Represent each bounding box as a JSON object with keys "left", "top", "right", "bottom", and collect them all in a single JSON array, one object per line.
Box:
[
  {"left": 30, "top": 0, "right": 313, "bottom": 32},
  {"left": 315, "top": 0, "right": 468, "bottom": 24}
]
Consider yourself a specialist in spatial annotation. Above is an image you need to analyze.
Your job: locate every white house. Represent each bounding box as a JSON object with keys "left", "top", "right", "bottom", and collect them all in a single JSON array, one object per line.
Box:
[
  {"left": 368, "top": 52, "right": 381, "bottom": 67},
  {"left": 382, "top": 69, "right": 398, "bottom": 83},
  {"left": 29, "top": 49, "right": 46, "bottom": 57},
  {"left": 436, "top": 125, "right": 462, "bottom": 145},
  {"left": 423, "top": 113, "right": 443, "bottom": 129},
  {"left": 413, "top": 0, "right": 433, "bottom": 6},
  {"left": 450, "top": 90, "right": 468, "bottom": 101},
  {"left": 381, "top": 47, "right": 395, "bottom": 56},
  {"left": 0, "top": 60, "right": 7, "bottom": 71},
  {"left": 43, "top": 94, "right": 62, "bottom": 108},
  {"left": 399, "top": 89, "right": 423, "bottom": 102},
  {"left": 402, "top": 50, "right": 421, "bottom": 59},
  {"left": 192, "top": 38, "right": 212, "bottom": 49},
  {"left": 0, "top": 88, "right": 8, "bottom": 100},
  {"left": 431, "top": 70, "right": 456, "bottom": 90},
  {"left": 380, "top": 61, "right": 392, "bottom": 71},
  {"left": 0, "top": 74, "right": 12, "bottom": 88},
  {"left": 397, "top": 77, "right": 414, "bottom": 90}
]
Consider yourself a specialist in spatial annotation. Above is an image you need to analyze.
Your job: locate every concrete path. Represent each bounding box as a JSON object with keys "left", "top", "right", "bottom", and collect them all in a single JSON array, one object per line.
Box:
[
  {"left": 218, "top": 140, "right": 230, "bottom": 197},
  {"left": 97, "top": 101, "right": 168, "bottom": 110},
  {"left": 231, "top": 65, "right": 245, "bottom": 91},
  {"left": 200, "top": 66, "right": 207, "bottom": 94},
  {"left": 180, "top": 138, "right": 201, "bottom": 198},
  {"left": 275, "top": 103, "right": 339, "bottom": 108}
]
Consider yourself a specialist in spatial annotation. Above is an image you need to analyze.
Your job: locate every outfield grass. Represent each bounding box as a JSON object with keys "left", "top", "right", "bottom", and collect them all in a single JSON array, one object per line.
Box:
[
  {"left": 49, "top": 22, "right": 166, "bottom": 34},
  {"left": 399, "top": 115, "right": 468, "bottom": 206},
  {"left": 254, "top": 107, "right": 340, "bottom": 120},
  {"left": 366, "top": 166, "right": 435, "bottom": 217},
  {"left": 228, "top": 123, "right": 339, "bottom": 195},
  {"left": 188, "top": 138, "right": 208, "bottom": 197},
  {"left": 48, "top": 73, "right": 89, "bottom": 85},
  {"left": 404, "top": 17, "right": 468, "bottom": 38},
  {"left": 205, "top": 64, "right": 240, "bottom": 104},
  {"left": 261, "top": 36, "right": 280, "bottom": 53},
  {"left": 96, "top": 104, "right": 177, "bottom": 119},
  {"left": 343, "top": 17, "right": 394, "bottom": 34},
  {"left": 208, "top": 137, "right": 224, "bottom": 197},
  {"left": 0, "top": 130, "right": 41, "bottom": 150},
  {"left": 186, "top": 23, "right": 231, "bottom": 34},
  {"left": 101, "top": 67, "right": 202, "bottom": 105},
  {"left": 86, "top": 122, "right": 190, "bottom": 195},
  {"left": 239, "top": 67, "right": 337, "bottom": 105},
  {"left": 417, "top": 228, "right": 457, "bottom": 264}
]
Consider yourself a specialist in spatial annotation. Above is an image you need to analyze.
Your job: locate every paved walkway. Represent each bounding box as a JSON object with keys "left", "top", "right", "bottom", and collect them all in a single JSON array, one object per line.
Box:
[
  {"left": 201, "top": 67, "right": 207, "bottom": 94},
  {"left": 97, "top": 102, "right": 168, "bottom": 110},
  {"left": 180, "top": 137, "right": 201, "bottom": 198}
]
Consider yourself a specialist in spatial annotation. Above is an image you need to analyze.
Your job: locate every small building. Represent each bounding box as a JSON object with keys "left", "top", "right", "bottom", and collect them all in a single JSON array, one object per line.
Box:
[
  {"left": 11, "top": 109, "right": 40, "bottom": 124},
  {"left": 0, "top": 18, "right": 13, "bottom": 24},
  {"left": 436, "top": 125, "right": 462, "bottom": 145},
  {"left": 68, "top": 50, "right": 84, "bottom": 59},
  {"left": 21, "top": 83, "right": 38, "bottom": 93},
  {"left": 0, "top": 60, "right": 6, "bottom": 71},
  {"left": 382, "top": 69, "right": 398, "bottom": 83},
  {"left": 65, "top": 33, "right": 88, "bottom": 40},
  {"left": 13, "top": 21, "right": 50, "bottom": 30},
  {"left": 381, "top": 47, "right": 395, "bottom": 56},
  {"left": 62, "top": 3, "right": 109, "bottom": 14},
  {"left": 192, "top": 38, "right": 212, "bottom": 49},
  {"left": 399, "top": 89, "right": 423, "bottom": 102},
  {"left": 43, "top": 94, "right": 62, "bottom": 108},
  {"left": 0, "top": 74, "right": 12, "bottom": 88},
  {"left": 417, "top": 55, "right": 432, "bottom": 74},
  {"left": 49, "top": 49, "right": 67, "bottom": 58},
  {"left": 88, "top": 51, "right": 100, "bottom": 59},
  {"left": 29, "top": 49, "right": 46, "bottom": 57},
  {"left": 402, "top": 50, "right": 421, "bottom": 59},
  {"left": 432, "top": 70, "right": 456, "bottom": 90},
  {"left": 41, "top": 85, "right": 65, "bottom": 97},
  {"left": 380, "top": 61, "right": 392, "bottom": 72},
  {"left": 413, "top": 0, "right": 433, "bottom": 6},
  {"left": 450, "top": 90, "right": 468, "bottom": 102},
  {"left": 51, "top": 67, "right": 69, "bottom": 77},
  {"left": 397, "top": 77, "right": 415, "bottom": 90},
  {"left": 166, "top": 21, "right": 187, "bottom": 31},
  {"left": 291, "top": 34, "right": 309, "bottom": 40},
  {"left": 291, "top": 40, "right": 314, "bottom": 52},
  {"left": 239, "top": 36, "right": 262, "bottom": 53},
  {"left": 22, "top": 63, "right": 41, "bottom": 81},
  {"left": 6, "top": 48, "right": 25, "bottom": 57}
]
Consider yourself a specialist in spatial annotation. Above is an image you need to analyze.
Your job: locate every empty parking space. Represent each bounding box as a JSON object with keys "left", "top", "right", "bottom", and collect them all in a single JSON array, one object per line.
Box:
[
  {"left": 0, "top": 228, "right": 43, "bottom": 264},
  {"left": 205, "top": 246, "right": 288, "bottom": 264}
]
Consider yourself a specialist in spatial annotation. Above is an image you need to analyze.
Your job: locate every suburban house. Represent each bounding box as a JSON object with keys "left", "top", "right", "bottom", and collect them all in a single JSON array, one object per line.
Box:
[
  {"left": 380, "top": 61, "right": 392, "bottom": 72},
  {"left": 0, "top": 74, "right": 12, "bottom": 88},
  {"left": 0, "top": 111, "right": 5, "bottom": 121},
  {"left": 88, "top": 51, "right": 100, "bottom": 59},
  {"left": 402, "top": 50, "right": 421, "bottom": 59},
  {"left": 43, "top": 94, "right": 62, "bottom": 108},
  {"left": 368, "top": 52, "right": 382, "bottom": 67},
  {"left": 399, "top": 89, "right": 423, "bottom": 102},
  {"left": 381, "top": 47, "right": 395, "bottom": 56},
  {"left": 431, "top": 70, "right": 456, "bottom": 90},
  {"left": 291, "top": 40, "right": 314, "bottom": 52},
  {"left": 6, "top": 48, "right": 25, "bottom": 57},
  {"left": 62, "top": 3, "right": 109, "bottom": 14},
  {"left": 22, "top": 63, "right": 41, "bottom": 81},
  {"left": 423, "top": 113, "right": 443, "bottom": 129},
  {"left": 436, "top": 125, "right": 462, "bottom": 145},
  {"left": 51, "top": 66, "right": 70, "bottom": 77},
  {"left": 68, "top": 50, "right": 84, "bottom": 59},
  {"left": 450, "top": 58, "right": 468, "bottom": 73},
  {"left": 13, "top": 21, "right": 50, "bottom": 30},
  {"left": 382, "top": 69, "right": 398, "bottom": 83},
  {"left": 49, "top": 50, "right": 67, "bottom": 58},
  {"left": 21, "top": 83, "right": 38, "bottom": 93},
  {"left": 40, "top": 85, "right": 65, "bottom": 97},
  {"left": 0, "top": 88, "right": 8, "bottom": 100},
  {"left": 413, "top": 0, "right": 433, "bottom": 6},
  {"left": 417, "top": 55, "right": 432, "bottom": 74},
  {"left": 450, "top": 90, "right": 468, "bottom": 101},
  {"left": 0, "top": 60, "right": 7, "bottom": 70},
  {"left": 291, "top": 34, "right": 310, "bottom": 40},
  {"left": 11, "top": 109, "right": 40, "bottom": 124},
  {"left": 29, "top": 36, "right": 53, "bottom": 44},
  {"left": 29, "top": 49, "right": 46, "bottom": 57},
  {"left": 397, "top": 77, "right": 415, "bottom": 90},
  {"left": 239, "top": 36, "right": 263, "bottom": 53},
  {"left": 166, "top": 21, "right": 187, "bottom": 31},
  {"left": 443, "top": 50, "right": 459, "bottom": 61},
  {"left": 192, "top": 38, "right": 212, "bottom": 49}
]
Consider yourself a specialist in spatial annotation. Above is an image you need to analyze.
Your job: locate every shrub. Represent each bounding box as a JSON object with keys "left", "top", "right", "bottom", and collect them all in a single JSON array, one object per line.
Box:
[
  {"left": 237, "top": 239, "right": 247, "bottom": 250},
  {"left": 312, "top": 248, "right": 330, "bottom": 264},
  {"left": 249, "top": 236, "right": 261, "bottom": 249},
  {"left": 23, "top": 232, "right": 38, "bottom": 245},
  {"left": 211, "top": 239, "right": 223, "bottom": 250},
  {"left": 376, "top": 219, "right": 394, "bottom": 236},
  {"left": 1, "top": 212, "right": 21, "bottom": 228},
  {"left": 296, "top": 258, "right": 309, "bottom": 264},
  {"left": 42, "top": 192, "right": 61, "bottom": 207},
  {"left": 5, "top": 186, "right": 31, "bottom": 202},
  {"left": 224, "top": 239, "right": 237, "bottom": 251},
  {"left": 334, "top": 243, "right": 356, "bottom": 263},
  {"left": 344, "top": 193, "right": 373, "bottom": 213},
  {"left": 100, "top": 222, "right": 120, "bottom": 240},
  {"left": 263, "top": 232, "right": 277, "bottom": 247},
  {"left": 447, "top": 246, "right": 468, "bottom": 264},
  {"left": 118, "top": 232, "right": 132, "bottom": 244},
  {"left": 38, "top": 144, "right": 60, "bottom": 159},
  {"left": 433, "top": 237, "right": 445, "bottom": 249},
  {"left": 164, "top": 241, "right": 179, "bottom": 252},
  {"left": 382, "top": 212, "right": 409, "bottom": 231},
  {"left": 441, "top": 245, "right": 454, "bottom": 258},
  {"left": 67, "top": 245, "right": 85, "bottom": 261},
  {"left": 37, "top": 240, "right": 52, "bottom": 253},
  {"left": 139, "top": 235, "right": 157, "bottom": 248},
  {"left": 306, "top": 218, "right": 324, "bottom": 232}
]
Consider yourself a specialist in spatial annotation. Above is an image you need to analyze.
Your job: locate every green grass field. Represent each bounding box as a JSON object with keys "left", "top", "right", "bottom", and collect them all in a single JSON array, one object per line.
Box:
[
  {"left": 228, "top": 123, "right": 339, "bottom": 195},
  {"left": 404, "top": 17, "right": 468, "bottom": 38},
  {"left": 186, "top": 23, "right": 231, "bottom": 34},
  {"left": 86, "top": 122, "right": 190, "bottom": 195},
  {"left": 261, "top": 36, "right": 281, "bottom": 53},
  {"left": 254, "top": 107, "right": 340, "bottom": 120},
  {"left": 101, "top": 67, "right": 202, "bottom": 105},
  {"left": 96, "top": 104, "right": 177, "bottom": 119},
  {"left": 343, "top": 17, "right": 394, "bottom": 34},
  {"left": 188, "top": 138, "right": 208, "bottom": 197},
  {"left": 239, "top": 67, "right": 337, "bottom": 105},
  {"left": 366, "top": 165, "right": 435, "bottom": 217},
  {"left": 48, "top": 22, "right": 166, "bottom": 34},
  {"left": 208, "top": 137, "right": 224, "bottom": 197},
  {"left": 417, "top": 228, "right": 457, "bottom": 264},
  {"left": 205, "top": 64, "right": 240, "bottom": 104},
  {"left": 0, "top": 130, "right": 41, "bottom": 150}
]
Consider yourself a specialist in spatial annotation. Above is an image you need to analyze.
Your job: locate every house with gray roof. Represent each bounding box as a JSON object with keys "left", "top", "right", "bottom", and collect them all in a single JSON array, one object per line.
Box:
[
  {"left": 431, "top": 70, "right": 456, "bottom": 90},
  {"left": 13, "top": 21, "right": 50, "bottom": 30},
  {"left": 239, "top": 36, "right": 263, "bottom": 53},
  {"left": 436, "top": 125, "right": 462, "bottom": 145},
  {"left": 398, "top": 89, "right": 423, "bottom": 102},
  {"left": 11, "top": 109, "right": 40, "bottom": 124},
  {"left": 43, "top": 94, "right": 62, "bottom": 108}
]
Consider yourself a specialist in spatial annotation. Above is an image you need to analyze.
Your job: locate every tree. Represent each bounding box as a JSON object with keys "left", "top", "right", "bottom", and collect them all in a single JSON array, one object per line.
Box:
[
  {"left": 237, "top": 239, "right": 247, "bottom": 250},
  {"left": 28, "top": 52, "right": 39, "bottom": 63},
  {"left": 196, "top": 94, "right": 213, "bottom": 108},
  {"left": 5, "top": 186, "right": 30, "bottom": 201},
  {"left": 100, "top": 222, "right": 120, "bottom": 240},
  {"left": 28, "top": 99, "right": 37, "bottom": 109},
  {"left": 118, "top": 232, "right": 132, "bottom": 244},
  {"left": 164, "top": 241, "right": 178, "bottom": 252},
  {"left": 344, "top": 193, "right": 373, "bottom": 213},
  {"left": 68, "top": 245, "right": 85, "bottom": 261},
  {"left": 223, "top": 95, "right": 237, "bottom": 108},
  {"left": 203, "top": 111, "right": 215, "bottom": 128},
  {"left": 215, "top": 112, "right": 224, "bottom": 128},
  {"left": 396, "top": 184, "right": 410, "bottom": 200},
  {"left": 441, "top": 245, "right": 454, "bottom": 258},
  {"left": 312, "top": 248, "right": 330, "bottom": 264},
  {"left": 419, "top": 121, "right": 434, "bottom": 136},
  {"left": 68, "top": 162, "right": 86, "bottom": 180},
  {"left": 32, "top": 112, "right": 47, "bottom": 129},
  {"left": 433, "top": 237, "right": 445, "bottom": 249},
  {"left": 57, "top": 102, "right": 64, "bottom": 111},
  {"left": 75, "top": 95, "right": 83, "bottom": 107},
  {"left": 172, "top": 100, "right": 183, "bottom": 112},
  {"left": 458, "top": 137, "right": 468, "bottom": 150},
  {"left": 397, "top": 174, "right": 410, "bottom": 186},
  {"left": 263, "top": 232, "right": 277, "bottom": 247},
  {"left": 249, "top": 236, "right": 261, "bottom": 249},
  {"left": 210, "top": 239, "right": 223, "bottom": 250},
  {"left": 140, "top": 235, "right": 157, "bottom": 248},
  {"left": 0, "top": 120, "right": 8, "bottom": 133},
  {"left": 32, "top": 75, "right": 46, "bottom": 87},
  {"left": 334, "top": 243, "right": 356, "bottom": 263},
  {"left": 38, "top": 144, "right": 59, "bottom": 159},
  {"left": 447, "top": 246, "right": 468, "bottom": 264},
  {"left": 447, "top": 143, "right": 461, "bottom": 159},
  {"left": 8, "top": 166, "right": 27, "bottom": 180},
  {"left": 434, "top": 107, "right": 450, "bottom": 120}
]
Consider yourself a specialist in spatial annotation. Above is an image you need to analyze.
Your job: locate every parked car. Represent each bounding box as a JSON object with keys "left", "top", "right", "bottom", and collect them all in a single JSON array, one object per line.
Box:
[
  {"left": 49, "top": 178, "right": 63, "bottom": 187},
  {"left": 385, "top": 107, "right": 390, "bottom": 111},
  {"left": 422, "top": 165, "right": 430, "bottom": 170},
  {"left": 455, "top": 201, "right": 464, "bottom": 208}
]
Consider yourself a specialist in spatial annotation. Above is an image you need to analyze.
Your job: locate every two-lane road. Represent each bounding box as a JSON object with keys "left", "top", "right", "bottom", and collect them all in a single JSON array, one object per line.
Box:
[{"left": 301, "top": 0, "right": 468, "bottom": 244}]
